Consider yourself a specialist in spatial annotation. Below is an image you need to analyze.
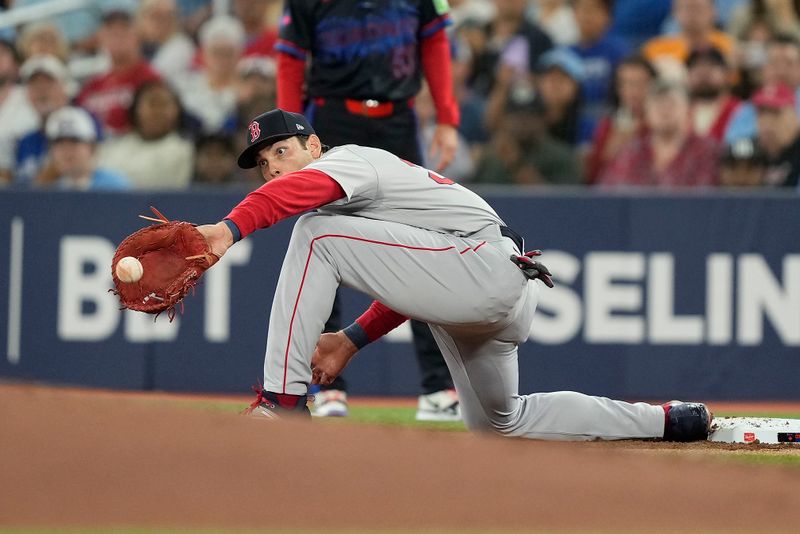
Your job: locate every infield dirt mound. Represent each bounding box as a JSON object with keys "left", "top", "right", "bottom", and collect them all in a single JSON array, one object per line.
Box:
[{"left": 1, "top": 383, "right": 800, "bottom": 533}]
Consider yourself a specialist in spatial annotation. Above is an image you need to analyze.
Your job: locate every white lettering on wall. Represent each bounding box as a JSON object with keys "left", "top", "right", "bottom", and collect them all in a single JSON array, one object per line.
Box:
[
  {"left": 706, "top": 254, "right": 733, "bottom": 345},
  {"left": 125, "top": 309, "right": 179, "bottom": 342},
  {"left": 205, "top": 240, "right": 253, "bottom": 342},
  {"left": 648, "top": 253, "right": 704, "bottom": 344},
  {"left": 530, "top": 250, "right": 582, "bottom": 344},
  {"left": 54, "top": 234, "right": 800, "bottom": 347},
  {"left": 584, "top": 252, "right": 645, "bottom": 344},
  {"left": 58, "top": 236, "right": 120, "bottom": 340},
  {"left": 738, "top": 255, "right": 800, "bottom": 346}
]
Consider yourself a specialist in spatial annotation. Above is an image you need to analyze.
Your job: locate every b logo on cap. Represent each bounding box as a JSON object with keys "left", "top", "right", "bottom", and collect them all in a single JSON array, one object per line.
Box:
[{"left": 248, "top": 121, "right": 261, "bottom": 143}]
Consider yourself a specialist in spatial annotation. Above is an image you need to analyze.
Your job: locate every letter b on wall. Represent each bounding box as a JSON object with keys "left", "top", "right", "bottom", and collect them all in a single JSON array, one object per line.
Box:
[{"left": 58, "top": 236, "right": 119, "bottom": 341}]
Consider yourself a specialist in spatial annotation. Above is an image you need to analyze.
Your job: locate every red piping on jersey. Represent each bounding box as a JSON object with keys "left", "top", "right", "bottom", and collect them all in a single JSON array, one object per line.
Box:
[
  {"left": 281, "top": 233, "right": 463, "bottom": 393},
  {"left": 459, "top": 241, "right": 486, "bottom": 254}
]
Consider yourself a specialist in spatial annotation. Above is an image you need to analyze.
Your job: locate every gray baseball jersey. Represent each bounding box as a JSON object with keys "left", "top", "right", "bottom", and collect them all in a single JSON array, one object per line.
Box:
[
  {"left": 309, "top": 144, "right": 504, "bottom": 236},
  {"left": 258, "top": 145, "right": 666, "bottom": 440}
]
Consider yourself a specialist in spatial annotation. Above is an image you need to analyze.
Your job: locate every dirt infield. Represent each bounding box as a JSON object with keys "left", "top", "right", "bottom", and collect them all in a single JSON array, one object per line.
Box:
[{"left": 2, "top": 383, "right": 800, "bottom": 533}]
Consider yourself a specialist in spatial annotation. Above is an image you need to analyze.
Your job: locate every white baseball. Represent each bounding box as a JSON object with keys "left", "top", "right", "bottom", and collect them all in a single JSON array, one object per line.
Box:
[{"left": 116, "top": 256, "right": 144, "bottom": 283}]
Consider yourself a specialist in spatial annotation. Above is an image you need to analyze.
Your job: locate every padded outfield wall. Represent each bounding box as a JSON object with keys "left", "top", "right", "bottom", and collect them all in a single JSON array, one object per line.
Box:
[{"left": 0, "top": 189, "right": 798, "bottom": 399}]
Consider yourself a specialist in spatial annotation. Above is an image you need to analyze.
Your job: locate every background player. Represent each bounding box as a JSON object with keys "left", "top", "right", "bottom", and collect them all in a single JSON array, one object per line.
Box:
[
  {"left": 274, "top": 0, "right": 461, "bottom": 419},
  {"left": 197, "top": 108, "right": 711, "bottom": 443}
]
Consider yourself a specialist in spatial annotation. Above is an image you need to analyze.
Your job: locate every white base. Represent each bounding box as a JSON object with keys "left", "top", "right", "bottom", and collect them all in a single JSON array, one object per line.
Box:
[{"left": 708, "top": 417, "right": 800, "bottom": 444}]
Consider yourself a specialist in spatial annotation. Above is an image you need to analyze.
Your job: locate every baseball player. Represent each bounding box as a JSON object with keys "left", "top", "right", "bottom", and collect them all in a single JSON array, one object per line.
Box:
[
  {"left": 274, "top": 0, "right": 461, "bottom": 418},
  {"left": 196, "top": 108, "right": 712, "bottom": 442}
]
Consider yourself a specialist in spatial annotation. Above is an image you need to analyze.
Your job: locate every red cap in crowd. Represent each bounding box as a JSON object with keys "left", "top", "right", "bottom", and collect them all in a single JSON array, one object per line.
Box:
[{"left": 752, "top": 83, "right": 797, "bottom": 109}]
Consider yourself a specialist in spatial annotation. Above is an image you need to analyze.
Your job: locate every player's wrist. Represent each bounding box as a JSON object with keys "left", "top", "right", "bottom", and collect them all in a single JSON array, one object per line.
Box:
[
  {"left": 342, "top": 322, "right": 369, "bottom": 350},
  {"left": 222, "top": 218, "right": 241, "bottom": 243}
]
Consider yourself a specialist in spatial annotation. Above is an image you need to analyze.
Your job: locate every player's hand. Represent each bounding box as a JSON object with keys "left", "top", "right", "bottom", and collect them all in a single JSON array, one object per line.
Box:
[
  {"left": 311, "top": 331, "right": 358, "bottom": 386},
  {"left": 195, "top": 222, "right": 234, "bottom": 259},
  {"left": 429, "top": 124, "right": 458, "bottom": 172}
]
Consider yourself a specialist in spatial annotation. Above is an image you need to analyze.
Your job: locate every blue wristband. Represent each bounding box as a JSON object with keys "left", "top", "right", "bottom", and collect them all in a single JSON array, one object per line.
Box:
[
  {"left": 342, "top": 322, "right": 370, "bottom": 350},
  {"left": 222, "top": 218, "right": 241, "bottom": 243}
]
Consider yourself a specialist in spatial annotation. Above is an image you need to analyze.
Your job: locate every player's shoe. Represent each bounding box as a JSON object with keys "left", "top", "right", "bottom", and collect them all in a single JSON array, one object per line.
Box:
[
  {"left": 312, "top": 389, "right": 349, "bottom": 417},
  {"left": 242, "top": 386, "right": 311, "bottom": 419},
  {"left": 662, "top": 401, "right": 712, "bottom": 441},
  {"left": 415, "top": 389, "right": 461, "bottom": 422}
]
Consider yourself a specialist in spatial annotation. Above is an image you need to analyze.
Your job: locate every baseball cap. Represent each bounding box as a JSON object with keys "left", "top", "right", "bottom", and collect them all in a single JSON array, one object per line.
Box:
[
  {"left": 722, "top": 138, "right": 766, "bottom": 165},
  {"left": 686, "top": 46, "right": 727, "bottom": 68},
  {"left": 20, "top": 54, "right": 69, "bottom": 83},
  {"left": 237, "top": 109, "right": 315, "bottom": 169},
  {"left": 237, "top": 56, "right": 276, "bottom": 79},
  {"left": 45, "top": 106, "right": 97, "bottom": 143},
  {"left": 536, "top": 48, "right": 586, "bottom": 83},
  {"left": 752, "top": 83, "right": 797, "bottom": 109}
]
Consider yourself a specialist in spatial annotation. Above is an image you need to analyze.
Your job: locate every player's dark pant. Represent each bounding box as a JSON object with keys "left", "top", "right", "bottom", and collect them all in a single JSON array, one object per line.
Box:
[{"left": 309, "top": 98, "right": 454, "bottom": 395}]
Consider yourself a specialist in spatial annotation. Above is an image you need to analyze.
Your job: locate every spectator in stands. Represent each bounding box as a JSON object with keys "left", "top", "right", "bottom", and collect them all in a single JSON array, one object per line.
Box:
[
  {"left": 15, "top": 21, "right": 70, "bottom": 64},
  {"left": 35, "top": 106, "right": 129, "bottom": 191},
  {"left": 530, "top": 0, "right": 579, "bottom": 46},
  {"left": 233, "top": 0, "right": 278, "bottom": 58},
  {"left": 234, "top": 56, "right": 276, "bottom": 139},
  {"left": 177, "top": 15, "right": 244, "bottom": 135},
  {"left": 535, "top": 47, "right": 586, "bottom": 145},
  {"left": 14, "top": 55, "right": 72, "bottom": 187},
  {"left": 570, "top": 0, "right": 630, "bottom": 146},
  {"left": 98, "top": 80, "right": 193, "bottom": 190},
  {"left": 728, "top": 0, "right": 800, "bottom": 43},
  {"left": 686, "top": 47, "right": 741, "bottom": 141},
  {"left": 75, "top": 2, "right": 161, "bottom": 137},
  {"left": 138, "top": 0, "right": 196, "bottom": 86},
  {"left": 177, "top": 0, "right": 213, "bottom": 40},
  {"left": 473, "top": 94, "right": 581, "bottom": 185},
  {"left": 752, "top": 83, "right": 800, "bottom": 188},
  {"left": 642, "top": 0, "right": 734, "bottom": 69},
  {"left": 598, "top": 79, "right": 721, "bottom": 187},
  {"left": 12, "top": 0, "right": 102, "bottom": 51},
  {"left": 585, "top": 55, "right": 656, "bottom": 183},
  {"left": 720, "top": 137, "right": 766, "bottom": 187},
  {"left": 193, "top": 134, "right": 240, "bottom": 186},
  {"left": 464, "top": 0, "right": 552, "bottom": 98},
  {"left": 450, "top": 37, "right": 490, "bottom": 156},
  {"left": 0, "top": 40, "right": 38, "bottom": 184},
  {"left": 725, "top": 35, "right": 800, "bottom": 143}
]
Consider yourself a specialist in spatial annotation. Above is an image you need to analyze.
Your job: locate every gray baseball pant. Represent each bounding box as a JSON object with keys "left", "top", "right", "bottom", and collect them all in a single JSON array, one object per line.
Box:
[{"left": 262, "top": 213, "right": 665, "bottom": 440}]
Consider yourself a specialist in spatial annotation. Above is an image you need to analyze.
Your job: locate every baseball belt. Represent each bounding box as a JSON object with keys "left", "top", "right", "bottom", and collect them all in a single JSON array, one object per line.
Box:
[{"left": 499, "top": 225, "right": 525, "bottom": 254}]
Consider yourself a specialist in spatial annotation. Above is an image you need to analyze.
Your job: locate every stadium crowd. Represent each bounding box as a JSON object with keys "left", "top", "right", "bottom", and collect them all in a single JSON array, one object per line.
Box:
[{"left": 0, "top": 0, "right": 799, "bottom": 191}]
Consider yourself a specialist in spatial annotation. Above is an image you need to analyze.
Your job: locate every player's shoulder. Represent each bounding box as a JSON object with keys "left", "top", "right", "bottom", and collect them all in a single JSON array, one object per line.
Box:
[{"left": 322, "top": 144, "right": 394, "bottom": 163}]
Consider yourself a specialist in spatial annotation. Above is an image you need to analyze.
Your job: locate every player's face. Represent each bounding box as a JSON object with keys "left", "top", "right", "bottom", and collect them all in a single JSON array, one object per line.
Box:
[{"left": 255, "top": 135, "right": 319, "bottom": 181}]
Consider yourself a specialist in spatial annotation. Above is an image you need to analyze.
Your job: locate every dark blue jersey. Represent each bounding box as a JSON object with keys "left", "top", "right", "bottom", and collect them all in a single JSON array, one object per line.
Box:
[{"left": 276, "top": 0, "right": 451, "bottom": 102}]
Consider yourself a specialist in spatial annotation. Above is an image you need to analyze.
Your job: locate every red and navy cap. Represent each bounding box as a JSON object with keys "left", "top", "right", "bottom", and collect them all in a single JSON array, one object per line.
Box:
[{"left": 237, "top": 109, "right": 315, "bottom": 169}]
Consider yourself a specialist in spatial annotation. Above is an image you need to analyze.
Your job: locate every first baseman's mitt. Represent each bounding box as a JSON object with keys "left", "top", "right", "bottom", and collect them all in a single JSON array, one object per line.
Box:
[{"left": 110, "top": 207, "right": 219, "bottom": 320}]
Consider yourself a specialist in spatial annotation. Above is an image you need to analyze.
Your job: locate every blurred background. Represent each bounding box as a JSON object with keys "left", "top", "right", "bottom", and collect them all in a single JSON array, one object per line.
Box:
[{"left": 0, "top": 0, "right": 798, "bottom": 400}]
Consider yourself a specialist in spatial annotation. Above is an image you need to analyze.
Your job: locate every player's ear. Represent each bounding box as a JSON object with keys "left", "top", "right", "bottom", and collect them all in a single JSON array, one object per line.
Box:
[{"left": 307, "top": 134, "right": 323, "bottom": 158}]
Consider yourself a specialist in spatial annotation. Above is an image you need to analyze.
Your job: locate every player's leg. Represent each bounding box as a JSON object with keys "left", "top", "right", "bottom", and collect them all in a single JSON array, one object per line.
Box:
[
  {"left": 261, "top": 213, "right": 525, "bottom": 395},
  {"left": 429, "top": 323, "right": 667, "bottom": 441},
  {"left": 313, "top": 291, "right": 349, "bottom": 417}
]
